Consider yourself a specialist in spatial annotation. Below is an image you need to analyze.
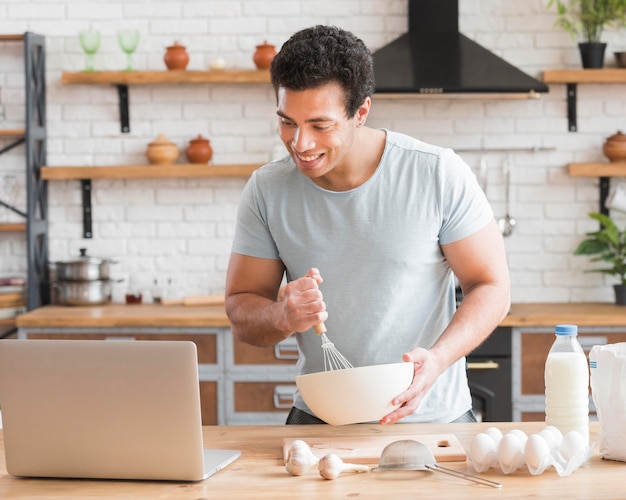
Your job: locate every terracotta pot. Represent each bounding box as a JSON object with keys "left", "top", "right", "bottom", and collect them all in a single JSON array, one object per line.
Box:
[
  {"left": 146, "top": 134, "right": 179, "bottom": 164},
  {"left": 164, "top": 41, "right": 189, "bottom": 70},
  {"left": 253, "top": 41, "right": 276, "bottom": 70},
  {"left": 186, "top": 135, "right": 213, "bottom": 164},
  {"left": 603, "top": 131, "right": 626, "bottom": 162}
]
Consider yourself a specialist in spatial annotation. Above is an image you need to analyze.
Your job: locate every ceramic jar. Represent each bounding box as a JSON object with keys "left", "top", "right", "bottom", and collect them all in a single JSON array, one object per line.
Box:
[
  {"left": 253, "top": 41, "right": 276, "bottom": 70},
  {"left": 146, "top": 134, "right": 179, "bottom": 164},
  {"left": 164, "top": 41, "right": 189, "bottom": 70},
  {"left": 186, "top": 135, "right": 213, "bottom": 164},
  {"left": 603, "top": 131, "right": 626, "bottom": 162}
]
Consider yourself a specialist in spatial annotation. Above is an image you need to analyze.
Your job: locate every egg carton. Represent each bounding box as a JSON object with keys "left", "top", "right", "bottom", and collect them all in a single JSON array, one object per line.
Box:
[{"left": 469, "top": 426, "right": 595, "bottom": 477}]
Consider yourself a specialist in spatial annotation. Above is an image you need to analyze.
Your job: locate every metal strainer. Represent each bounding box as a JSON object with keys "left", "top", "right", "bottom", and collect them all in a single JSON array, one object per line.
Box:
[{"left": 373, "top": 439, "right": 501, "bottom": 488}]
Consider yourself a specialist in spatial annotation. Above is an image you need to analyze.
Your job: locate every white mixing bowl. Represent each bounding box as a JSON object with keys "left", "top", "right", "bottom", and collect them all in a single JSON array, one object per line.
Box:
[{"left": 295, "top": 362, "right": 414, "bottom": 425}]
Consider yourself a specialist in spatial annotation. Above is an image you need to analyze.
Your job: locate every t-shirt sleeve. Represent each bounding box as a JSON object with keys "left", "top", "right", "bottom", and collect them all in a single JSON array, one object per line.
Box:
[{"left": 437, "top": 148, "right": 494, "bottom": 245}]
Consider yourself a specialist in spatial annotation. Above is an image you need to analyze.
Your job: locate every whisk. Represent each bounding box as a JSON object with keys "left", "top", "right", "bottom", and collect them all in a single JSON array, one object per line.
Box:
[{"left": 313, "top": 322, "right": 353, "bottom": 371}]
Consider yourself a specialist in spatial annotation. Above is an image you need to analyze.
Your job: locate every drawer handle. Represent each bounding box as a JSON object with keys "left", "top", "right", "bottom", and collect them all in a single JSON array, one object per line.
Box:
[
  {"left": 273, "top": 385, "right": 296, "bottom": 409},
  {"left": 274, "top": 338, "right": 299, "bottom": 360},
  {"left": 467, "top": 361, "right": 500, "bottom": 370}
]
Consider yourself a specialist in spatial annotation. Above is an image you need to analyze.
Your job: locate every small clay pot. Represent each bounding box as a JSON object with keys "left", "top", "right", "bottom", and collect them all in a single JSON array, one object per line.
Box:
[
  {"left": 186, "top": 135, "right": 213, "bottom": 164},
  {"left": 253, "top": 40, "right": 276, "bottom": 70},
  {"left": 603, "top": 131, "right": 626, "bottom": 162},
  {"left": 146, "top": 134, "right": 179, "bottom": 164},
  {"left": 164, "top": 41, "right": 189, "bottom": 70}
]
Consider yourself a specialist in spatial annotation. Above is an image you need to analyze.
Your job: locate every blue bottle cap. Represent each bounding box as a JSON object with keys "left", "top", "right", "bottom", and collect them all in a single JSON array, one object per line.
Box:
[{"left": 555, "top": 324, "right": 578, "bottom": 336}]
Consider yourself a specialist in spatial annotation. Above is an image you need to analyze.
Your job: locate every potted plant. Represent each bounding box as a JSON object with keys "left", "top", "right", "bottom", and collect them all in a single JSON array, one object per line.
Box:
[
  {"left": 574, "top": 212, "right": 626, "bottom": 304},
  {"left": 547, "top": 0, "right": 626, "bottom": 68}
]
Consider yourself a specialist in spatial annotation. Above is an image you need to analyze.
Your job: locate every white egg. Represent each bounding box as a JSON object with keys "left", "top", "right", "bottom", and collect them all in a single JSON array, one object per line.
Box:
[
  {"left": 498, "top": 433, "right": 525, "bottom": 471},
  {"left": 559, "top": 431, "right": 587, "bottom": 461},
  {"left": 469, "top": 433, "right": 497, "bottom": 471},
  {"left": 483, "top": 426, "right": 503, "bottom": 447},
  {"left": 507, "top": 429, "right": 528, "bottom": 447},
  {"left": 539, "top": 425, "right": 563, "bottom": 451},
  {"left": 525, "top": 434, "right": 551, "bottom": 470}
]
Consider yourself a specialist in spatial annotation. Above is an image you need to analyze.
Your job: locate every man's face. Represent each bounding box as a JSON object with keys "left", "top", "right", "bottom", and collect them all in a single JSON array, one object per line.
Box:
[{"left": 276, "top": 82, "right": 358, "bottom": 181}]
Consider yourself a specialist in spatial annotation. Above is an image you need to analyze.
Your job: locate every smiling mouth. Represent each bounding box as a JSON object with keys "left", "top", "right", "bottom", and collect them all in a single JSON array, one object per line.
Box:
[{"left": 296, "top": 153, "right": 323, "bottom": 163}]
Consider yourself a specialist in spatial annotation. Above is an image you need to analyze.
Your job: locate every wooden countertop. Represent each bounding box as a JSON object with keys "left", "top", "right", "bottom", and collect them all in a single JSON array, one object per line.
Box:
[
  {"left": 0, "top": 422, "right": 621, "bottom": 499},
  {"left": 16, "top": 302, "right": 626, "bottom": 329}
]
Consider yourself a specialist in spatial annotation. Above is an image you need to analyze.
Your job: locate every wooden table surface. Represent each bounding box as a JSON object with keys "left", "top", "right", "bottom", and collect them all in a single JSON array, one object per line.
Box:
[
  {"left": 0, "top": 422, "right": 622, "bottom": 499},
  {"left": 16, "top": 302, "right": 626, "bottom": 329}
]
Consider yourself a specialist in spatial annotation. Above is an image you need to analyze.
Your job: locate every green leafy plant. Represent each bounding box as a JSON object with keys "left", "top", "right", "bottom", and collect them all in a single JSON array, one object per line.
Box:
[
  {"left": 574, "top": 212, "right": 626, "bottom": 285},
  {"left": 547, "top": 0, "right": 626, "bottom": 42}
]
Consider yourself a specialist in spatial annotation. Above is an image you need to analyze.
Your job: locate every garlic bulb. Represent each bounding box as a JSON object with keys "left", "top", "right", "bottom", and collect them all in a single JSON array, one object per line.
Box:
[
  {"left": 285, "top": 440, "right": 320, "bottom": 476},
  {"left": 318, "top": 453, "right": 370, "bottom": 480}
]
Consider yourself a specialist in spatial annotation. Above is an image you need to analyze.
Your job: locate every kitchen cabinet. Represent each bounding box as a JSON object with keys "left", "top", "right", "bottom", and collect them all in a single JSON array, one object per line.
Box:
[
  {"left": 543, "top": 69, "right": 626, "bottom": 132},
  {"left": 512, "top": 326, "right": 626, "bottom": 422},
  {"left": 16, "top": 305, "right": 299, "bottom": 425},
  {"left": 0, "top": 33, "right": 48, "bottom": 320}
]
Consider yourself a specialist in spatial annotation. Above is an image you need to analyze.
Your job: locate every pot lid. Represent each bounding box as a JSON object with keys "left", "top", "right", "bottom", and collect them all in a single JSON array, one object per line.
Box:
[
  {"left": 167, "top": 40, "right": 186, "bottom": 50},
  {"left": 606, "top": 131, "right": 626, "bottom": 143},
  {"left": 190, "top": 134, "right": 210, "bottom": 143},
  {"left": 55, "top": 248, "right": 112, "bottom": 265},
  {"left": 149, "top": 134, "right": 176, "bottom": 146}
]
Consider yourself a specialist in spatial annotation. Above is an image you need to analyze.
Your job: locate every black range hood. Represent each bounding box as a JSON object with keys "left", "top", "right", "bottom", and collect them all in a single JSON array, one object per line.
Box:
[{"left": 372, "top": 0, "right": 548, "bottom": 96}]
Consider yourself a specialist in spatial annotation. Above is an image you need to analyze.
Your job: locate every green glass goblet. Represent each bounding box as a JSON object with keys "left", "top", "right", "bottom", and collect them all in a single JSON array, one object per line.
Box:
[
  {"left": 79, "top": 30, "right": 101, "bottom": 72},
  {"left": 117, "top": 30, "right": 140, "bottom": 71}
]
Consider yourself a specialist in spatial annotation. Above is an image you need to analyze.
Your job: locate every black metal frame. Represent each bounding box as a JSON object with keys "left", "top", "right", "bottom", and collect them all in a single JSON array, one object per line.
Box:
[{"left": 24, "top": 32, "right": 49, "bottom": 309}]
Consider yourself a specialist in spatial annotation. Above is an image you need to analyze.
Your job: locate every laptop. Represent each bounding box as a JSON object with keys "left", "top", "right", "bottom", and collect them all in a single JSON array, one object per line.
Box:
[{"left": 0, "top": 339, "right": 240, "bottom": 481}]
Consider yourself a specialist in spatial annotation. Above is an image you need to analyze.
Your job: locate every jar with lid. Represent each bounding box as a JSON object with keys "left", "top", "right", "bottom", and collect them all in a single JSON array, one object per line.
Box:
[
  {"left": 544, "top": 324, "right": 590, "bottom": 444},
  {"left": 146, "top": 134, "right": 179, "bottom": 164},
  {"left": 186, "top": 135, "right": 213, "bottom": 164},
  {"left": 164, "top": 41, "right": 189, "bottom": 70},
  {"left": 603, "top": 131, "right": 626, "bottom": 162},
  {"left": 253, "top": 41, "right": 276, "bottom": 70}
]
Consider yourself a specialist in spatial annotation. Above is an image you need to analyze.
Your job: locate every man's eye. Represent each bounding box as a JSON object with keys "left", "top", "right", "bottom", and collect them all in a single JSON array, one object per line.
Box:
[{"left": 280, "top": 119, "right": 295, "bottom": 127}]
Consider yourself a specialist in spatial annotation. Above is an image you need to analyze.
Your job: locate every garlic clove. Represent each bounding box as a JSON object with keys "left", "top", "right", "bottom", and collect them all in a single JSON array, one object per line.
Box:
[
  {"left": 318, "top": 453, "right": 370, "bottom": 480},
  {"left": 285, "top": 439, "right": 320, "bottom": 476}
]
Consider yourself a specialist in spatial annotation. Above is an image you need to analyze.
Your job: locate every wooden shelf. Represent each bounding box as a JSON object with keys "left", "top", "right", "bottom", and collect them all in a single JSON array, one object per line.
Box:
[
  {"left": 0, "top": 129, "right": 25, "bottom": 137},
  {"left": 61, "top": 70, "right": 271, "bottom": 85},
  {"left": 569, "top": 162, "right": 626, "bottom": 177},
  {"left": 0, "top": 34, "right": 24, "bottom": 42},
  {"left": 0, "top": 223, "right": 26, "bottom": 232},
  {"left": 543, "top": 69, "right": 626, "bottom": 84},
  {"left": 41, "top": 163, "right": 261, "bottom": 180},
  {"left": 543, "top": 69, "right": 626, "bottom": 132}
]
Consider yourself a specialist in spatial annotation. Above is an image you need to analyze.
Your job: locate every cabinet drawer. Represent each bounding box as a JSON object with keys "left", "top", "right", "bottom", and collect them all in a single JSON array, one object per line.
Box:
[
  {"left": 520, "top": 330, "right": 623, "bottom": 396},
  {"left": 25, "top": 332, "right": 218, "bottom": 365},
  {"left": 233, "top": 382, "right": 296, "bottom": 413},
  {"left": 200, "top": 381, "right": 218, "bottom": 425},
  {"left": 233, "top": 337, "right": 298, "bottom": 366}
]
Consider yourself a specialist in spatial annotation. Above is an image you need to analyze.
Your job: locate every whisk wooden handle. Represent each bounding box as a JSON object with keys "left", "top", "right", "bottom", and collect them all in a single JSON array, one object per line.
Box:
[{"left": 313, "top": 322, "right": 327, "bottom": 335}]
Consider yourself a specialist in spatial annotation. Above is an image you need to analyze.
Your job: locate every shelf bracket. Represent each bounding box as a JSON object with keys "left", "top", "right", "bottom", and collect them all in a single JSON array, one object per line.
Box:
[
  {"left": 0, "top": 137, "right": 25, "bottom": 155},
  {"left": 567, "top": 83, "right": 577, "bottom": 132},
  {"left": 600, "top": 176, "right": 610, "bottom": 216},
  {"left": 116, "top": 84, "right": 130, "bottom": 133},
  {"left": 81, "top": 179, "right": 93, "bottom": 239}
]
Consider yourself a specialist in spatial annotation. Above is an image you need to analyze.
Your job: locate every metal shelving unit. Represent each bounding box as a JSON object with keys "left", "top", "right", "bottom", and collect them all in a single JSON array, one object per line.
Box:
[{"left": 0, "top": 33, "right": 48, "bottom": 312}]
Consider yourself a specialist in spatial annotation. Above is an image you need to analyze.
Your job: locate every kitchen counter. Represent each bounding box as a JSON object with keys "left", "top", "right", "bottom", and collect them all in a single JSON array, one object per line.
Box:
[
  {"left": 0, "top": 422, "right": 621, "bottom": 499},
  {"left": 16, "top": 302, "right": 626, "bottom": 328}
]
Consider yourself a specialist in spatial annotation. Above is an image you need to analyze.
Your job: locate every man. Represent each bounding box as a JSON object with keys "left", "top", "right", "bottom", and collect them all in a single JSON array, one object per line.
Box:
[{"left": 225, "top": 25, "right": 510, "bottom": 425}]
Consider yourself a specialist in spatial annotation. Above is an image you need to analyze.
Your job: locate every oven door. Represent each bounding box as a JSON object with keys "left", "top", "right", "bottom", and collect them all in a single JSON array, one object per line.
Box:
[{"left": 467, "top": 356, "right": 512, "bottom": 422}]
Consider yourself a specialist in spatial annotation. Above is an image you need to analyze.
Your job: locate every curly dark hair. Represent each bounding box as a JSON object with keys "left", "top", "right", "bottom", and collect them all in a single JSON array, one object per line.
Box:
[{"left": 270, "top": 25, "right": 375, "bottom": 118}]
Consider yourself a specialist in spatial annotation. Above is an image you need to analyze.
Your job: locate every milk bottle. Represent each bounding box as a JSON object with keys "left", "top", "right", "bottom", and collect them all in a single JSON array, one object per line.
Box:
[{"left": 544, "top": 324, "right": 589, "bottom": 444}]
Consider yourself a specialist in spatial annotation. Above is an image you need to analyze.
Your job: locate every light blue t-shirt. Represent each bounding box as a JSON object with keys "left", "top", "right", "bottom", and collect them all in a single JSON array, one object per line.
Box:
[{"left": 231, "top": 130, "right": 494, "bottom": 422}]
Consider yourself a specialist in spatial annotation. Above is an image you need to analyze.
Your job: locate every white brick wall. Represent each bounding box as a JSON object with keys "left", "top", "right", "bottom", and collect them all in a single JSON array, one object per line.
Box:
[{"left": 1, "top": 0, "right": 625, "bottom": 303}]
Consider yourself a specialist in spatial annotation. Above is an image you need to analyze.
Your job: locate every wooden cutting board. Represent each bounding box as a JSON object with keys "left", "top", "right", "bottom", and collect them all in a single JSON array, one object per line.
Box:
[{"left": 282, "top": 433, "right": 466, "bottom": 465}]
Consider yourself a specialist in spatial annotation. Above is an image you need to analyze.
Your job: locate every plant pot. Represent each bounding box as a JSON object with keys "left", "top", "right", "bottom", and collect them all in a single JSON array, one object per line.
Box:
[
  {"left": 579, "top": 42, "right": 606, "bottom": 69},
  {"left": 614, "top": 285, "right": 626, "bottom": 306}
]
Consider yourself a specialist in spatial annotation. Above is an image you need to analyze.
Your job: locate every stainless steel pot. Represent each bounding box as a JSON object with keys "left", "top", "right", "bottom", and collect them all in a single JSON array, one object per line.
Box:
[
  {"left": 52, "top": 280, "right": 114, "bottom": 306},
  {"left": 54, "top": 248, "right": 117, "bottom": 281}
]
